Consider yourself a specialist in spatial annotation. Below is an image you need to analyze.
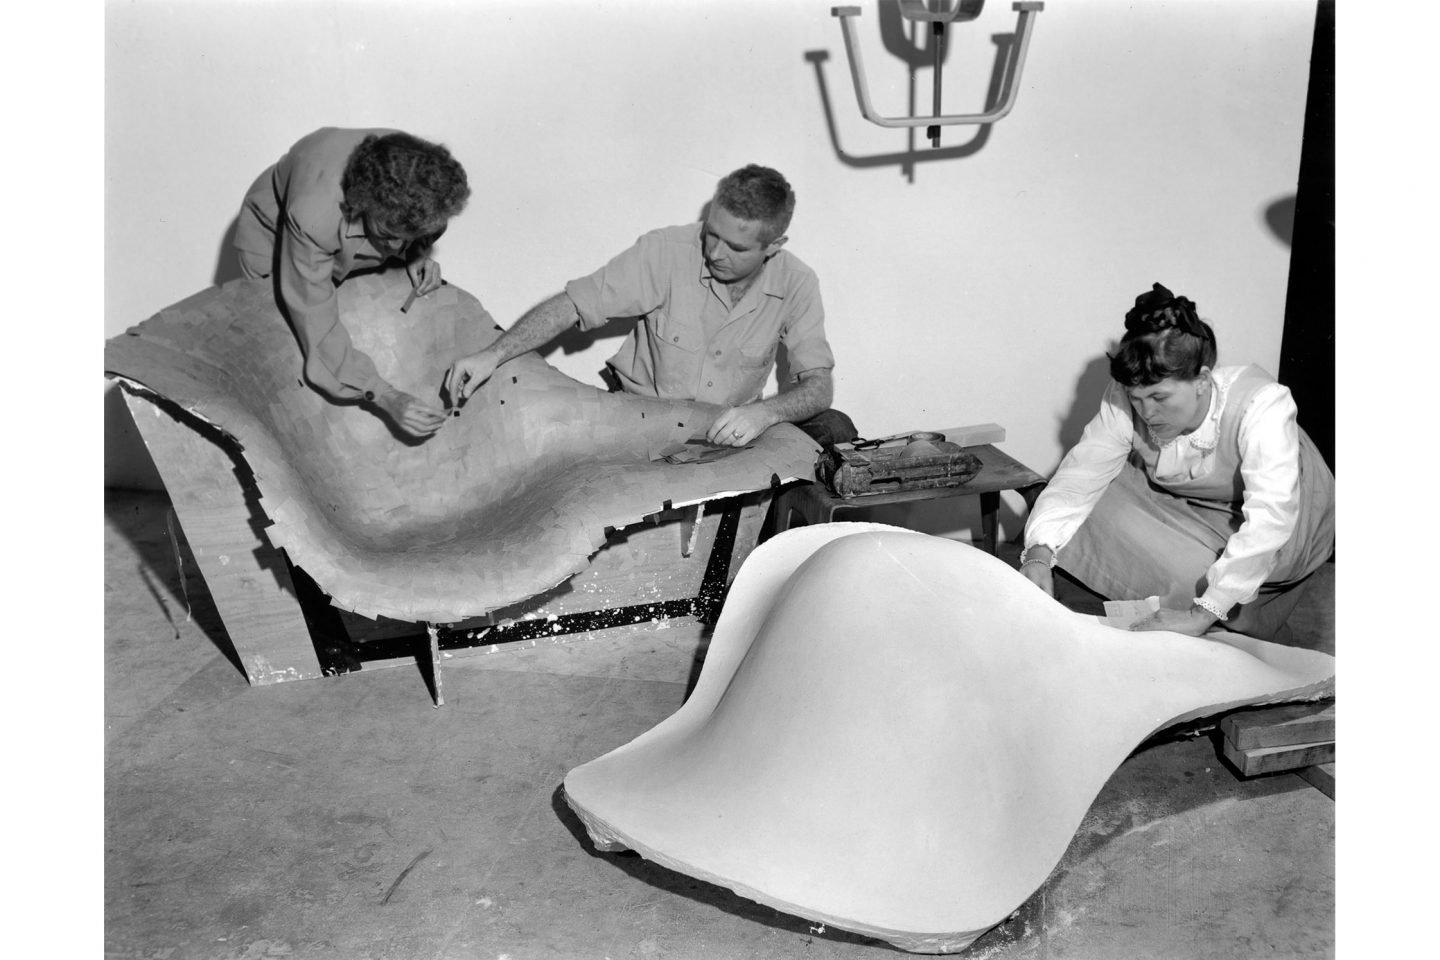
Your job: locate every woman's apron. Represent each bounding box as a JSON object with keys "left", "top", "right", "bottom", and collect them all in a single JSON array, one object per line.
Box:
[{"left": 1060, "top": 365, "right": 1334, "bottom": 639}]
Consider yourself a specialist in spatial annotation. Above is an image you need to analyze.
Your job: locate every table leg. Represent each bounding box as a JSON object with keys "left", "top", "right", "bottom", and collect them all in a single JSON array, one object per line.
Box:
[
  {"left": 980, "top": 491, "right": 1000, "bottom": 555},
  {"left": 772, "top": 490, "right": 795, "bottom": 534},
  {"left": 426, "top": 623, "right": 444, "bottom": 707},
  {"left": 1018, "top": 481, "right": 1047, "bottom": 513}
]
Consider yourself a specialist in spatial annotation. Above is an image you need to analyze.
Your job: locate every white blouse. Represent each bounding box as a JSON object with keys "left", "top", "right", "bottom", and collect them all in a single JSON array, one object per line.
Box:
[{"left": 1024, "top": 366, "right": 1303, "bottom": 615}]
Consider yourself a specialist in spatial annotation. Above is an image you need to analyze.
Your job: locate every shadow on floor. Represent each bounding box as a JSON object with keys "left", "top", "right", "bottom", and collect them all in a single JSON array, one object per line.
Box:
[
  {"left": 105, "top": 489, "right": 248, "bottom": 680},
  {"left": 548, "top": 785, "right": 896, "bottom": 951}
]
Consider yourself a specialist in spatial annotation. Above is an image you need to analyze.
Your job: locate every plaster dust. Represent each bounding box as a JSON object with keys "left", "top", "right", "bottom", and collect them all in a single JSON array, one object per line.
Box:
[{"left": 106, "top": 492, "right": 1334, "bottom": 959}]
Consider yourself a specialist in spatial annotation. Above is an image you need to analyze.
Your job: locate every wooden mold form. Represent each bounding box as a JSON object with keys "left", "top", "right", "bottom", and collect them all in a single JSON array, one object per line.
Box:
[{"left": 106, "top": 273, "right": 818, "bottom": 681}]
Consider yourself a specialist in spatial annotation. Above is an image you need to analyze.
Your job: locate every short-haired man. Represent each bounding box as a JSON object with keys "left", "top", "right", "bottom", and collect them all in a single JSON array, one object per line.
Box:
[{"left": 444, "top": 164, "right": 844, "bottom": 447}]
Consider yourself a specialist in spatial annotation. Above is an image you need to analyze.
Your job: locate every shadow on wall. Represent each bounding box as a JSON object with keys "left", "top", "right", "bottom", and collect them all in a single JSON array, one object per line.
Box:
[
  {"left": 104, "top": 484, "right": 249, "bottom": 680},
  {"left": 804, "top": 0, "right": 1031, "bottom": 182},
  {"left": 214, "top": 215, "right": 245, "bottom": 286},
  {"left": 876, "top": 353, "right": 1110, "bottom": 544},
  {"left": 1058, "top": 353, "right": 1115, "bottom": 452},
  {"left": 1264, "top": 194, "right": 1296, "bottom": 248},
  {"left": 105, "top": 217, "right": 247, "bottom": 493},
  {"left": 537, "top": 314, "right": 635, "bottom": 376}
]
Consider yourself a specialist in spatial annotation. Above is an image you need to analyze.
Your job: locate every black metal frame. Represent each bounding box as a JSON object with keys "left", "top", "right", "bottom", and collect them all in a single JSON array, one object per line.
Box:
[{"left": 295, "top": 496, "right": 746, "bottom": 676}]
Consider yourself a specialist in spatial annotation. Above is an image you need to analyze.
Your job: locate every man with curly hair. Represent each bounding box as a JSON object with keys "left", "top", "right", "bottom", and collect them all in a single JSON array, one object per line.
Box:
[
  {"left": 234, "top": 127, "right": 470, "bottom": 438},
  {"left": 443, "top": 164, "right": 848, "bottom": 448}
]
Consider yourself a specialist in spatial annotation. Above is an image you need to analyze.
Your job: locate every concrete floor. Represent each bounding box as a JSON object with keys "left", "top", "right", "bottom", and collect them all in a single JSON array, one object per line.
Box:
[{"left": 105, "top": 489, "right": 1335, "bottom": 959}]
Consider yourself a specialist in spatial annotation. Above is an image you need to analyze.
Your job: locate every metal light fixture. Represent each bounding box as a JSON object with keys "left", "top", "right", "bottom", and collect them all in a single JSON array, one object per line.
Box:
[{"left": 831, "top": 1, "right": 1044, "bottom": 146}]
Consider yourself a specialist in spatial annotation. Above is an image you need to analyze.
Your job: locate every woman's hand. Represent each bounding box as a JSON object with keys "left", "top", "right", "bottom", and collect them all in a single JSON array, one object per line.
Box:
[
  {"left": 1129, "top": 605, "right": 1218, "bottom": 637},
  {"left": 1019, "top": 561, "right": 1055, "bottom": 597},
  {"left": 373, "top": 386, "right": 446, "bottom": 438},
  {"left": 1018, "top": 545, "right": 1056, "bottom": 597},
  {"left": 443, "top": 349, "right": 500, "bottom": 404},
  {"left": 409, "top": 257, "right": 444, "bottom": 297}
]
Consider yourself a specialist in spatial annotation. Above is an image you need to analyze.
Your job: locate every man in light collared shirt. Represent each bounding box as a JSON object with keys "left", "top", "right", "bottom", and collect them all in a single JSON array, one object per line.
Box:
[{"left": 444, "top": 165, "right": 843, "bottom": 447}]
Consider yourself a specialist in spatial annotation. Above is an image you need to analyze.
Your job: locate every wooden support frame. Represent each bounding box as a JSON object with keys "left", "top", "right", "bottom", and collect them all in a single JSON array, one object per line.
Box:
[{"left": 123, "top": 389, "right": 325, "bottom": 684}]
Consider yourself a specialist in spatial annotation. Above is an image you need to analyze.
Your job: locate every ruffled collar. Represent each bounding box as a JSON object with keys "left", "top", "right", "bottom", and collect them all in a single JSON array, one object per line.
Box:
[{"left": 1153, "top": 372, "right": 1225, "bottom": 452}]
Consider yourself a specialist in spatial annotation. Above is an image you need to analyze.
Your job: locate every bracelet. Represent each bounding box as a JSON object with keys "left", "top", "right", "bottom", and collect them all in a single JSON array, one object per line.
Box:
[
  {"left": 1191, "top": 596, "right": 1227, "bottom": 620},
  {"left": 1018, "top": 545, "right": 1058, "bottom": 568}
]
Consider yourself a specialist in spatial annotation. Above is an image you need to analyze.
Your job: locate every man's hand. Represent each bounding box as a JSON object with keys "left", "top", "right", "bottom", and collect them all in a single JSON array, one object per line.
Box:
[
  {"left": 706, "top": 404, "right": 780, "bottom": 447},
  {"left": 373, "top": 386, "right": 446, "bottom": 438},
  {"left": 443, "top": 349, "right": 500, "bottom": 404},
  {"left": 1129, "top": 605, "right": 1218, "bottom": 637},
  {"left": 409, "top": 257, "right": 443, "bottom": 297},
  {"left": 1019, "top": 561, "right": 1055, "bottom": 597}
]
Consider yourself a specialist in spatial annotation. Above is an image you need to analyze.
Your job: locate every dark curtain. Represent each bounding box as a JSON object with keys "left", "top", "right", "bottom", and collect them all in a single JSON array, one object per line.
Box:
[{"left": 1277, "top": 0, "right": 1335, "bottom": 472}]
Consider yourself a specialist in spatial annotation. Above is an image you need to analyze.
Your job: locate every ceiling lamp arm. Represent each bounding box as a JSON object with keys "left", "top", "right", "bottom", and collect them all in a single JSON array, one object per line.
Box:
[{"left": 831, "top": 2, "right": 1044, "bottom": 129}]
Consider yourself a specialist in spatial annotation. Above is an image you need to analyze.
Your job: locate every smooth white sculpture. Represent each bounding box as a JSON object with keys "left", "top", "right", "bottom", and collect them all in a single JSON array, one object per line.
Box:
[{"left": 564, "top": 523, "right": 1334, "bottom": 953}]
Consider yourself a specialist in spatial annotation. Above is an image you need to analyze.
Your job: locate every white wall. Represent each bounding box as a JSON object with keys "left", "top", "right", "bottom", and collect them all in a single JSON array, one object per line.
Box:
[{"left": 104, "top": 0, "right": 1315, "bottom": 540}]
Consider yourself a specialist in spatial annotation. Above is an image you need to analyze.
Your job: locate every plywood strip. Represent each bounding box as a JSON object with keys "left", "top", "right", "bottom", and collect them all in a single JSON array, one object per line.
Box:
[{"left": 123, "top": 389, "right": 323, "bottom": 684}]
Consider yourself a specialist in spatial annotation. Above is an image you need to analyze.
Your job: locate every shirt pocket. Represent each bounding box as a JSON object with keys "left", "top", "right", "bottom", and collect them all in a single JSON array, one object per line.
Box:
[
  {"left": 732, "top": 343, "right": 777, "bottom": 402},
  {"left": 652, "top": 312, "right": 702, "bottom": 358},
  {"left": 738, "top": 342, "right": 777, "bottom": 371},
  {"left": 649, "top": 313, "right": 703, "bottom": 392}
]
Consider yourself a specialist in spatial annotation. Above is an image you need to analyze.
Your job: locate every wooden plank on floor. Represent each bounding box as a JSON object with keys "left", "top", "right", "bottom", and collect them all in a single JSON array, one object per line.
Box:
[
  {"left": 1222, "top": 737, "right": 1335, "bottom": 778},
  {"left": 1297, "top": 762, "right": 1335, "bottom": 799},
  {"left": 1220, "top": 701, "right": 1335, "bottom": 751}
]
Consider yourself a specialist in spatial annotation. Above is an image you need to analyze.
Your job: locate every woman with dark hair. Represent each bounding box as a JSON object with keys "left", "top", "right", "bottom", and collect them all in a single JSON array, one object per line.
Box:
[
  {"left": 1019, "top": 283, "right": 1335, "bottom": 641},
  {"left": 234, "top": 128, "right": 470, "bottom": 437}
]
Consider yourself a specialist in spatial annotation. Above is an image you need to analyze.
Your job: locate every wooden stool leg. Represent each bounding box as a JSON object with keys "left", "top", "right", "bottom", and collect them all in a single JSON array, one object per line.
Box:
[
  {"left": 425, "top": 624, "right": 444, "bottom": 707},
  {"left": 772, "top": 484, "right": 827, "bottom": 533},
  {"left": 980, "top": 491, "right": 1000, "bottom": 555},
  {"left": 1019, "top": 481, "right": 1046, "bottom": 513},
  {"left": 773, "top": 491, "right": 796, "bottom": 534}
]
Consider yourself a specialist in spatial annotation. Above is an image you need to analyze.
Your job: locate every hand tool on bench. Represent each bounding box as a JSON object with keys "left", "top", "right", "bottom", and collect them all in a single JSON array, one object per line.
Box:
[{"left": 818, "top": 428, "right": 997, "bottom": 497}]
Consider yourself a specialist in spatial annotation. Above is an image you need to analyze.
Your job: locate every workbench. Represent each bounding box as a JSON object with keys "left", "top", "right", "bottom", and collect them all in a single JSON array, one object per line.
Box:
[{"left": 770, "top": 443, "right": 1047, "bottom": 555}]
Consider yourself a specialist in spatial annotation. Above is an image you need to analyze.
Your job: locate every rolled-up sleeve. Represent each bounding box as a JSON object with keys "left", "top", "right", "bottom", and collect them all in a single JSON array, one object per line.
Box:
[
  {"left": 564, "top": 233, "right": 668, "bottom": 332},
  {"left": 778, "top": 270, "right": 833, "bottom": 379},
  {"left": 276, "top": 201, "right": 386, "bottom": 401},
  {"left": 1198, "top": 384, "right": 1303, "bottom": 613},
  {"left": 1024, "top": 382, "right": 1134, "bottom": 553}
]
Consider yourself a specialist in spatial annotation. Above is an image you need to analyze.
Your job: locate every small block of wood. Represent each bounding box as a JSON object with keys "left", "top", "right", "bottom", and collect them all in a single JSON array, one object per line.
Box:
[
  {"left": 927, "top": 423, "right": 1007, "bottom": 448},
  {"left": 1297, "top": 762, "right": 1335, "bottom": 799},
  {"left": 1220, "top": 701, "right": 1334, "bottom": 751},
  {"left": 1221, "top": 737, "right": 1335, "bottom": 778}
]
